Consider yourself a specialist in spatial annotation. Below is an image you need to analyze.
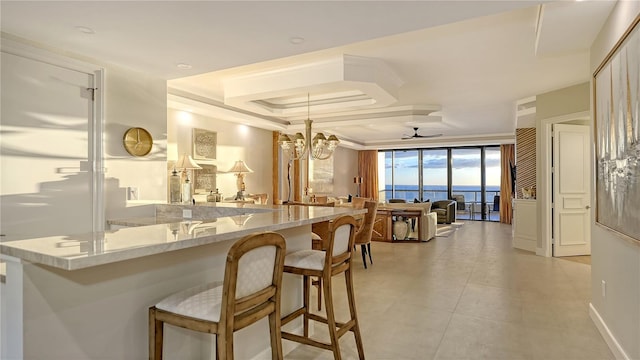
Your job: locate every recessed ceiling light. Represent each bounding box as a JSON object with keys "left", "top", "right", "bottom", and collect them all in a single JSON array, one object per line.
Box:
[
  {"left": 75, "top": 26, "right": 95, "bottom": 34},
  {"left": 176, "top": 63, "right": 192, "bottom": 70},
  {"left": 289, "top": 37, "right": 305, "bottom": 45}
]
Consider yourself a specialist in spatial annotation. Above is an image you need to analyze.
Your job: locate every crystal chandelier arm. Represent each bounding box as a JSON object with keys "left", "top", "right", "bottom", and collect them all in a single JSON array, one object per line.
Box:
[{"left": 278, "top": 132, "right": 307, "bottom": 160}]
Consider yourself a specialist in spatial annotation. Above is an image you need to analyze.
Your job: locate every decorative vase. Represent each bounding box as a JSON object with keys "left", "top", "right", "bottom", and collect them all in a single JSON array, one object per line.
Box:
[{"left": 393, "top": 218, "right": 409, "bottom": 240}]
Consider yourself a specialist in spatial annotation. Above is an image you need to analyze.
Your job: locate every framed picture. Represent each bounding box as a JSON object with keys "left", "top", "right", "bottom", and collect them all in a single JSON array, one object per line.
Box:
[
  {"left": 593, "top": 15, "right": 640, "bottom": 242},
  {"left": 309, "top": 157, "right": 334, "bottom": 194},
  {"left": 193, "top": 164, "right": 217, "bottom": 194},
  {"left": 192, "top": 128, "right": 217, "bottom": 160}
]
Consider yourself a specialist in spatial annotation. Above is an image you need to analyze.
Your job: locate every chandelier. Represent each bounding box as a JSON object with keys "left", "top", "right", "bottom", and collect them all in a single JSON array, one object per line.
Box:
[{"left": 277, "top": 94, "right": 340, "bottom": 160}]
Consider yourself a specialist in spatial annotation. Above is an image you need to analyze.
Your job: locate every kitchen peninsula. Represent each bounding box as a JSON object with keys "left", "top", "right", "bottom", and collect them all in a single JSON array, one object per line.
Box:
[{"left": 0, "top": 203, "right": 364, "bottom": 359}]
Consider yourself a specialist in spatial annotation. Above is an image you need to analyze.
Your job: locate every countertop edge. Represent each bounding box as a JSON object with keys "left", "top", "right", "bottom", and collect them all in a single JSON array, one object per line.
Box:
[{"left": 1, "top": 208, "right": 365, "bottom": 271}]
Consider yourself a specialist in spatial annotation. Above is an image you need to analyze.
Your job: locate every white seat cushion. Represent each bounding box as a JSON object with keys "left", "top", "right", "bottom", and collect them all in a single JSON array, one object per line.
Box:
[
  {"left": 156, "top": 282, "right": 223, "bottom": 322},
  {"left": 284, "top": 249, "right": 325, "bottom": 271}
]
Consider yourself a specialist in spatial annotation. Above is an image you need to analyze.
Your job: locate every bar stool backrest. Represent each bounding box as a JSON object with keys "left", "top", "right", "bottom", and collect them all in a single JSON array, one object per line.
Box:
[
  {"left": 220, "top": 232, "right": 286, "bottom": 331},
  {"left": 325, "top": 215, "right": 357, "bottom": 266}
]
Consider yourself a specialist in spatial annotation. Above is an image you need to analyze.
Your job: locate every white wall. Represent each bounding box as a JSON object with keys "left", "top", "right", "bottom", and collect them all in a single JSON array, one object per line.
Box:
[
  {"left": 535, "top": 83, "right": 590, "bottom": 253},
  {"left": 589, "top": 4, "right": 640, "bottom": 360},
  {"left": 167, "top": 108, "right": 273, "bottom": 202},
  {"left": 103, "top": 65, "right": 168, "bottom": 219},
  {"left": 0, "top": 34, "right": 168, "bottom": 224}
]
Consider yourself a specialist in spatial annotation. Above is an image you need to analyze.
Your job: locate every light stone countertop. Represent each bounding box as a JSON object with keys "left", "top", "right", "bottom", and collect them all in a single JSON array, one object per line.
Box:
[{"left": 0, "top": 205, "right": 364, "bottom": 271}]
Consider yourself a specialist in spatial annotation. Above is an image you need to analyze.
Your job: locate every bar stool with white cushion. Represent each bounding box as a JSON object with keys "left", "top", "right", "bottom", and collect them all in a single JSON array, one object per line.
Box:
[
  {"left": 281, "top": 215, "right": 365, "bottom": 360},
  {"left": 149, "top": 231, "right": 286, "bottom": 360}
]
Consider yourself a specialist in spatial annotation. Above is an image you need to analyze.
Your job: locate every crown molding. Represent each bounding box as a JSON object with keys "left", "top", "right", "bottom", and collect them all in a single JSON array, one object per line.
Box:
[{"left": 223, "top": 54, "right": 404, "bottom": 117}]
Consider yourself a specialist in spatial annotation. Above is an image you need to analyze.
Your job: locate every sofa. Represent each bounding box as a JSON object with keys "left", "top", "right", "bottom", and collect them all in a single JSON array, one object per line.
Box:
[
  {"left": 432, "top": 200, "right": 456, "bottom": 224},
  {"left": 383, "top": 202, "right": 437, "bottom": 241}
]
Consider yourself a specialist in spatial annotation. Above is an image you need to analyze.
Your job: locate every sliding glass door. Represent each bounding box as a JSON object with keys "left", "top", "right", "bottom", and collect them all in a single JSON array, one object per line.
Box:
[
  {"left": 379, "top": 145, "right": 501, "bottom": 221},
  {"left": 452, "top": 148, "right": 481, "bottom": 220},
  {"left": 422, "top": 149, "right": 448, "bottom": 201},
  {"left": 485, "top": 146, "right": 501, "bottom": 221}
]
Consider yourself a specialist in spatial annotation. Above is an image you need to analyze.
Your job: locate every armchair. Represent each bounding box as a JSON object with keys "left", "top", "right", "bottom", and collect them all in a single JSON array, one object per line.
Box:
[{"left": 432, "top": 200, "right": 456, "bottom": 224}]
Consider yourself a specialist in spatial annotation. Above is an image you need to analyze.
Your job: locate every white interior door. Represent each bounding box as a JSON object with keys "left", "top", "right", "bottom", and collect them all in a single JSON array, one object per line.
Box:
[
  {"left": 552, "top": 124, "right": 591, "bottom": 256},
  {"left": 0, "top": 51, "right": 95, "bottom": 239}
]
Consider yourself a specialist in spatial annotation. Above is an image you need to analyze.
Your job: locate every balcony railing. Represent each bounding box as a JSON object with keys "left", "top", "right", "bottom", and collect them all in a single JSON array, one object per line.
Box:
[{"left": 379, "top": 188, "right": 500, "bottom": 221}]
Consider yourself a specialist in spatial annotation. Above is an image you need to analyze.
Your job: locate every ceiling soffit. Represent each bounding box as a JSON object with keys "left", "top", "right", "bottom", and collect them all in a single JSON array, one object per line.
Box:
[{"left": 222, "top": 54, "right": 405, "bottom": 117}]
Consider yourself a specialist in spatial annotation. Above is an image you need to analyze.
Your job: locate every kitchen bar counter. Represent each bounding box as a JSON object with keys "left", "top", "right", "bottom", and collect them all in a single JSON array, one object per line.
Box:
[
  {"left": 0, "top": 204, "right": 360, "bottom": 271},
  {"left": 0, "top": 204, "right": 364, "bottom": 359}
]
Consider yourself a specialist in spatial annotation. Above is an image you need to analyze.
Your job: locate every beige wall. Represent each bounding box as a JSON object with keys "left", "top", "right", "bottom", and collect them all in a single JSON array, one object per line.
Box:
[
  {"left": 329, "top": 146, "right": 360, "bottom": 197},
  {"left": 589, "top": 3, "right": 640, "bottom": 360},
  {"left": 167, "top": 108, "right": 273, "bottom": 202},
  {"left": 536, "top": 82, "right": 590, "bottom": 120}
]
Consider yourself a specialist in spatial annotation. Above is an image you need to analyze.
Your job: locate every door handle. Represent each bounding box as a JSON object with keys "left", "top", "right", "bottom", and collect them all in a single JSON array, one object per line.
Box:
[{"left": 585, "top": 205, "right": 591, "bottom": 209}]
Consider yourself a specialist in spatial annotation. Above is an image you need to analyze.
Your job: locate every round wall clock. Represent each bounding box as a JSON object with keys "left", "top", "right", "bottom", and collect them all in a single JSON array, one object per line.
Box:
[{"left": 123, "top": 127, "right": 153, "bottom": 156}]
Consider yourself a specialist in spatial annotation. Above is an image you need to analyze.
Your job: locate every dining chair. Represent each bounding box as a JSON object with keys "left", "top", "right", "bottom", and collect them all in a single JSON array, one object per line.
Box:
[{"left": 354, "top": 200, "right": 378, "bottom": 269}]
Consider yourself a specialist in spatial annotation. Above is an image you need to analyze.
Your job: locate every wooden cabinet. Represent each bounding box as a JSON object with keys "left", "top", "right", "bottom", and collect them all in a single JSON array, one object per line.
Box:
[
  {"left": 371, "top": 208, "right": 423, "bottom": 242},
  {"left": 372, "top": 209, "right": 392, "bottom": 242}
]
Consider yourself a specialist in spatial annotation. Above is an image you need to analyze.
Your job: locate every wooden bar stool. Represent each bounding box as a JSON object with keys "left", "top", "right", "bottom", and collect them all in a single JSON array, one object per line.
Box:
[
  {"left": 281, "top": 215, "right": 365, "bottom": 360},
  {"left": 148, "top": 232, "right": 286, "bottom": 360},
  {"left": 311, "top": 200, "right": 377, "bottom": 311}
]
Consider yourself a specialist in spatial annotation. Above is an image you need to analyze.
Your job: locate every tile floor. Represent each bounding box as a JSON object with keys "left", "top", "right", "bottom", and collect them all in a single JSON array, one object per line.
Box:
[{"left": 283, "top": 221, "right": 613, "bottom": 360}]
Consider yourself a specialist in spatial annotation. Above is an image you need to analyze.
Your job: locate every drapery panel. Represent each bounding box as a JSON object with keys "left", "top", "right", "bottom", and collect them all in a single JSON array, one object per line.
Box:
[
  {"left": 358, "top": 150, "right": 379, "bottom": 202},
  {"left": 500, "top": 144, "right": 515, "bottom": 224}
]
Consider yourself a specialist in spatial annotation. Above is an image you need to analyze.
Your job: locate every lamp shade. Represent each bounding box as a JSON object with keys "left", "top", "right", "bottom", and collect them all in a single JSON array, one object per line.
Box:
[
  {"left": 176, "top": 154, "right": 202, "bottom": 170},
  {"left": 228, "top": 160, "right": 253, "bottom": 174}
]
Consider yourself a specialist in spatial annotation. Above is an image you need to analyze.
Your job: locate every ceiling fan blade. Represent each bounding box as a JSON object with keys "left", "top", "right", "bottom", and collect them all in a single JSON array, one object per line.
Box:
[
  {"left": 414, "top": 133, "right": 443, "bottom": 139},
  {"left": 400, "top": 126, "right": 443, "bottom": 139}
]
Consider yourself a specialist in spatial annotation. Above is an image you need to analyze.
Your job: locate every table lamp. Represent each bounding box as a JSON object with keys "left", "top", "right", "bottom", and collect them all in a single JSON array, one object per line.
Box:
[
  {"left": 176, "top": 154, "right": 202, "bottom": 204},
  {"left": 354, "top": 176, "right": 363, "bottom": 197},
  {"left": 228, "top": 160, "right": 253, "bottom": 200}
]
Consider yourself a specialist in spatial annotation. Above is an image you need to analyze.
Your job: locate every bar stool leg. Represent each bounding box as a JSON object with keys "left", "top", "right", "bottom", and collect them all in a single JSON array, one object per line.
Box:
[
  {"left": 303, "top": 275, "right": 310, "bottom": 337},
  {"left": 268, "top": 311, "right": 283, "bottom": 360},
  {"left": 149, "top": 308, "right": 163, "bottom": 360},
  {"left": 314, "top": 276, "right": 322, "bottom": 311},
  {"left": 345, "top": 268, "right": 365, "bottom": 360},
  {"left": 322, "top": 272, "right": 342, "bottom": 360}
]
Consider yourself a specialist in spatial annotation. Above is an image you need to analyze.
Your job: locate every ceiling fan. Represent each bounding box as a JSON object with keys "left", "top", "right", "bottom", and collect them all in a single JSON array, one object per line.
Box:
[{"left": 401, "top": 127, "right": 443, "bottom": 140}]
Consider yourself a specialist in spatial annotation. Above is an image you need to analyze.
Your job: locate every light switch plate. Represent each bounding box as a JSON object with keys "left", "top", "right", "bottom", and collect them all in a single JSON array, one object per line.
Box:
[{"left": 127, "top": 187, "right": 139, "bottom": 200}]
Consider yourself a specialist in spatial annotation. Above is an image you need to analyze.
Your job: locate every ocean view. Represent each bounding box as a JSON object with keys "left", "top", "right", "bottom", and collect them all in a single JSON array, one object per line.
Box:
[{"left": 382, "top": 185, "right": 500, "bottom": 202}]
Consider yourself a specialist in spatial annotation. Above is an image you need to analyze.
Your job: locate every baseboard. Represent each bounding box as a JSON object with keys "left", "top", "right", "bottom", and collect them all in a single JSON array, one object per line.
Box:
[
  {"left": 250, "top": 324, "right": 307, "bottom": 360},
  {"left": 512, "top": 237, "right": 536, "bottom": 252},
  {"left": 589, "top": 303, "right": 630, "bottom": 360}
]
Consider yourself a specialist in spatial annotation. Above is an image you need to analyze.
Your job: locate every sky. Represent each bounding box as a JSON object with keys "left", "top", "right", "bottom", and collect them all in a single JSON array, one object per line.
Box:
[{"left": 379, "top": 148, "right": 501, "bottom": 187}]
